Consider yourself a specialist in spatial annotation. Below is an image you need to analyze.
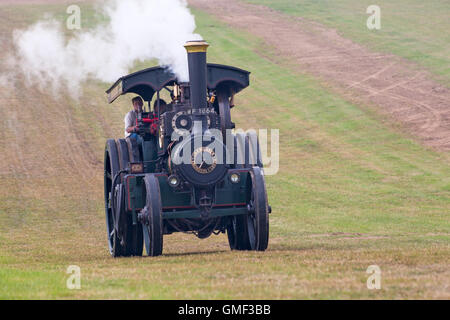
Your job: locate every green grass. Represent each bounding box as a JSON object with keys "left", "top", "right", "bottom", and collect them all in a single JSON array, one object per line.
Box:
[
  {"left": 244, "top": 0, "right": 450, "bottom": 85},
  {"left": 0, "top": 3, "right": 448, "bottom": 299}
]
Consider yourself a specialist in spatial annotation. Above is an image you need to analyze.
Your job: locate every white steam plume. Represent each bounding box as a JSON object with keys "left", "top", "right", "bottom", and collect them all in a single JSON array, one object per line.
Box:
[{"left": 8, "top": 0, "right": 201, "bottom": 96}]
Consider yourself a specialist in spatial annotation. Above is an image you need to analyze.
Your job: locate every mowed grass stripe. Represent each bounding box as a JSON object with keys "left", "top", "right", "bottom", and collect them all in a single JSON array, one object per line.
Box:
[{"left": 244, "top": 0, "right": 450, "bottom": 85}]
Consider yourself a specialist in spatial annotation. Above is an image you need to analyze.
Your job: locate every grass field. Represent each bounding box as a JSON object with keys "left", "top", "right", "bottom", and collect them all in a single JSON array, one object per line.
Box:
[
  {"left": 245, "top": 0, "right": 450, "bottom": 85},
  {"left": 0, "top": 1, "right": 449, "bottom": 299}
]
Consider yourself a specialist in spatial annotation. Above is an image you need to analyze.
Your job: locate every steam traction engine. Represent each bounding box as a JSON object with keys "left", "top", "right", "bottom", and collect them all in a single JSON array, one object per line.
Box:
[{"left": 104, "top": 41, "right": 270, "bottom": 257}]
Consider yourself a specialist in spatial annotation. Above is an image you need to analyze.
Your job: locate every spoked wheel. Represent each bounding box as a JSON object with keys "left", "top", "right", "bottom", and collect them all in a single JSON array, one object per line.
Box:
[
  {"left": 227, "top": 167, "right": 269, "bottom": 251},
  {"left": 104, "top": 139, "right": 124, "bottom": 257},
  {"left": 141, "top": 174, "right": 163, "bottom": 257}
]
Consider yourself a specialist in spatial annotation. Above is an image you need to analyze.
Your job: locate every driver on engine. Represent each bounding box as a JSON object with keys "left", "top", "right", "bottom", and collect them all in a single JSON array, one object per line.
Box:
[{"left": 125, "top": 96, "right": 144, "bottom": 139}]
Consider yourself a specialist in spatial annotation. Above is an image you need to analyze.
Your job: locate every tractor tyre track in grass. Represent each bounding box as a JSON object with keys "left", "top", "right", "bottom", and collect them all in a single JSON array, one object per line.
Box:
[{"left": 189, "top": 0, "right": 450, "bottom": 151}]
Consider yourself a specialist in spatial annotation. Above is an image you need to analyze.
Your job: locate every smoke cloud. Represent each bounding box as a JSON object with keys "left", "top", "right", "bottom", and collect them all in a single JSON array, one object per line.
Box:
[{"left": 7, "top": 0, "right": 201, "bottom": 96}]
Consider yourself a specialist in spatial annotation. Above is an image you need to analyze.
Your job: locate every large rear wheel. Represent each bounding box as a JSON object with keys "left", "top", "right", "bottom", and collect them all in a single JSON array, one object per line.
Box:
[
  {"left": 104, "top": 139, "right": 124, "bottom": 257},
  {"left": 233, "top": 131, "right": 263, "bottom": 169},
  {"left": 217, "top": 90, "right": 234, "bottom": 139}
]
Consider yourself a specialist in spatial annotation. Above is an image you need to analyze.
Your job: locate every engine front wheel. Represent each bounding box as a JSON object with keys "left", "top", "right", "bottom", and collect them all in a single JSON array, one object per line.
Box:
[
  {"left": 247, "top": 166, "right": 269, "bottom": 251},
  {"left": 140, "top": 174, "right": 163, "bottom": 257},
  {"left": 227, "top": 167, "right": 269, "bottom": 251},
  {"left": 227, "top": 214, "right": 251, "bottom": 250}
]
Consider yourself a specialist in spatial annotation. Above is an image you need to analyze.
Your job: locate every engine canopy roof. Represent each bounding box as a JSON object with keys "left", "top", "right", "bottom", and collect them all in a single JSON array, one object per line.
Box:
[{"left": 106, "top": 63, "right": 250, "bottom": 104}]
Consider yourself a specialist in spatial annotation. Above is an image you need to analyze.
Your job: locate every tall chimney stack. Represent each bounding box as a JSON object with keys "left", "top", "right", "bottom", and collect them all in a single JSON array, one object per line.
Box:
[{"left": 184, "top": 40, "right": 209, "bottom": 111}]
